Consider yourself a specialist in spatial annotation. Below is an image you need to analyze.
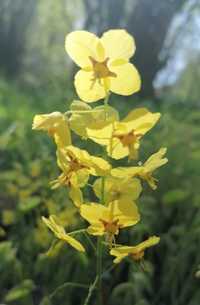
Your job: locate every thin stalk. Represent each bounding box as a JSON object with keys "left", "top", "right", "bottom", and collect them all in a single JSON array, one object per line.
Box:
[
  {"left": 104, "top": 92, "right": 110, "bottom": 119},
  {"left": 96, "top": 237, "right": 103, "bottom": 305},
  {"left": 104, "top": 92, "right": 110, "bottom": 106},
  {"left": 83, "top": 276, "right": 98, "bottom": 305},
  {"left": 49, "top": 282, "right": 89, "bottom": 300},
  {"left": 96, "top": 176, "right": 105, "bottom": 305},
  {"left": 68, "top": 229, "right": 86, "bottom": 236},
  {"left": 65, "top": 109, "right": 104, "bottom": 115},
  {"left": 84, "top": 231, "right": 97, "bottom": 252}
]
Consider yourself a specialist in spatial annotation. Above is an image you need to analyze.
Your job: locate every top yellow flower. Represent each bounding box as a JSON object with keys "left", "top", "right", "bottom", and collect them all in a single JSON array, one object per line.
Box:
[{"left": 65, "top": 30, "right": 141, "bottom": 102}]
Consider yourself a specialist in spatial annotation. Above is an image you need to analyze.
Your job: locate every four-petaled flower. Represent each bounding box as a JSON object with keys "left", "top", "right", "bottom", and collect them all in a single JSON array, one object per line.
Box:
[
  {"left": 51, "top": 145, "right": 111, "bottom": 207},
  {"left": 51, "top": 145, "right": 111, "bottom": 189},
  {"left": 111, "top": 148, "right": 168, "bottom": 189},
  {"left": 110, "top": 236, "right": 160, "bottom": 263},
  {"left": 65, "top": 30, "right": 141, "bottom": 102},
  {"left": 93, "top": 176, "right": 142, "bottom": 205},
  {"left": 42, "top": 215, "right": 85, "bottom": 252},
  {"left": 80, "top": 201, "right": 140, "bottom": 244},
  {"left": 87, "top": 108, "right": 160, "bottom": 160},
  {"left": 69, "top": 100, "right": 119, "bottom": 138},
  {"left": 32, "top": 112, "right": 71, "bottom": 148}
]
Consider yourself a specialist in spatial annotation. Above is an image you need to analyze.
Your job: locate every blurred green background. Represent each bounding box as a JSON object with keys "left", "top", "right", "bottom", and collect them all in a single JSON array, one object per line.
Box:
[{"left": 0, "top": 1, "right": 200, "bottom": 304}]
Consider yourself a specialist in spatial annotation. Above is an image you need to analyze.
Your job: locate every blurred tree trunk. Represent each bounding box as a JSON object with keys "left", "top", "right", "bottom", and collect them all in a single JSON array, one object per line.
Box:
[
  {"left": 0, "top": 0, "right": 36, "bottom": 78},
  {"left": 83, "top": 0, "right": 186, "bottom": 98},
  {"left": 127, "top": 0, "right": 185, "bottom": 98}
]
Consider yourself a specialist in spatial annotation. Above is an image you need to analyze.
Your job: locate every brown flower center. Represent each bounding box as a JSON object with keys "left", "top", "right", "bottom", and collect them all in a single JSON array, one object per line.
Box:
[
  {"left": 99, "top": 219, "right": 120, "bottom": 235},
  {"left": 89, "top": 57, "right": 117, "bottom": 79},
  {"left": 67, "top": 152, "right": 89, "bottom": 172},
  {"left": 114, "top": 130, "right": 142, "bottom": 147}
]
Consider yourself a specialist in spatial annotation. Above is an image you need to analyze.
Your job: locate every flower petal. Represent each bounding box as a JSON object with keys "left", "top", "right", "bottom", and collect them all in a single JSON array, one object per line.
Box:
[
  {"left": 113, "top": 200, "right": 140, "bottom": 227},
  {"left": 109, "top": 63, "right": 141, "bottom": 96},
  {"left": 131, "top": 236, "right": 160, "bottom": 254},
  {"left": 42, "top": 216, "right": 85, "bottom": 252},
  {"left": 111, "top": 166, "right": 142, "bottom": 178},
  {"left": 110, "top": 236, "right": 160, "bottom": 263},
  {"left": 75, "top": 70, "right": 107, "bottom": 102},
  {"left": 69, "top": 187, "right": 83, "bottom": 208},
  {"left": 107, "top": 137, "right": 129, "bottom": 160},
  {"left": 62, "top": 234, "right": 85, "bottom": 252},
  {"left": 87, "top": 124, "right": 114, "bottom": 145},
  {"left": 89, "top": 155, "right": 111, "bottom": 176},
  {"left": 144, "top": 148, "right": 168, "bottom": 172},
  {"left": 123, "top": 109, "right": 161, "bottom": 134},
  {"left": 80, "top": 203, "right": 107, "bottom": 224},
  {"left": 87, "top": 224, "right": 105, "bottom": 236},
  {"left": 65, "top": 31, "right": 104, "bottom": 68},
  {"left": 100, "top": 29, "right": 135, "bottom": 60},
  {"left": 93, "top": 176, "right": 141, "bottom": 203}
]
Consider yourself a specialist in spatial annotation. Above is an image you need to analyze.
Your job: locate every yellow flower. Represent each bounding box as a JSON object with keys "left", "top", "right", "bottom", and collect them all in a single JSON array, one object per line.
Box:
[
  {"left": 69, "top": 100, "right": 119, "bottom": 138},
  {"left": 110, "top": 236, "right": 160, "bottom": 263},
  {"left": 32, "top": 112, "right": 71, "bottom": 148},
  {"left": 51, "top": 145, "right": 111, "bottom": 190},
  {"left": 87, "top": 108, "right": 160, "bottom": 160},
  {"left": 111, "top": 148, "right": 168, "bottom": 189},
  {"left": 42, "top": 215, "right": 85, "bottom": 252},
  {"left": 80, "top": 201, "right": 140, "bottom": 243},
  {"left": 93, "top": 176, "right": 142, "bottom": 204},
  {"left": 65, "top": 30, "right": 141, "bottom": 102}
]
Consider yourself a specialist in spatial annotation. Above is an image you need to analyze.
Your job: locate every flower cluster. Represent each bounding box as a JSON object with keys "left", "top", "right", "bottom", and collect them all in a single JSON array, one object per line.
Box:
[{"left": 33, "top": 29, "right": 168, "bottom": 266}]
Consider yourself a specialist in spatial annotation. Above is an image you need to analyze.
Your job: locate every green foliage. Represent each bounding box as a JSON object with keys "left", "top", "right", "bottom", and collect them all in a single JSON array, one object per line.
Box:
[
  {"left": 0, "top": 77, "right": 200, "bottom": 305},
  {"left": 4, "top": 279, "right": 35, "bottom": 303}
]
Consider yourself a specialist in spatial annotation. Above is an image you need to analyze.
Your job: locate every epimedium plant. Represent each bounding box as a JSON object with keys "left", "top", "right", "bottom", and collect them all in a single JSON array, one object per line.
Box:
[{"left": 32, "top": 29, "right": 168, "bottom": 305}]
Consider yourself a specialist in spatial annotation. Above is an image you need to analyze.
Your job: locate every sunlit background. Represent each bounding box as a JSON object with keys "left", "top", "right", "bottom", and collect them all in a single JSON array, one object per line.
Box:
[{"left": 0, "top": 1, "right": 200, "bottom": 305}]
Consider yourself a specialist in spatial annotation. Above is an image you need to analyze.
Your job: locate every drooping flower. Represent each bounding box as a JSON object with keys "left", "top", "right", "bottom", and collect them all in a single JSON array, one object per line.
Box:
[
  {"left": 42, "top": 215, "right": 85, "bottom": 252},
  {"left": 51, "top": 145, "right": 111, "bottom": 190},
  {"left": 110, "top": 236, "right": 160, "bottom": 263},
  {"left": 69, "top": 100, "right": 119, "bottom": 138},
  {"left": 87, "top": 108, "right": 160, "bottom": 160},
  {"left": 93, "top": 176, "right": 142, "bottom": 205},
  {"left": 32, "top": 112, "right": 71, "bottom": 148},
  {"left": 111, "top": 148, "right": 168, "bottom": 189},
  {"left": 80, "top": 201, "right": 140, "bottom": 243},
  {"left": 65, "top": 30, "right": 141, "bottom": 102}
]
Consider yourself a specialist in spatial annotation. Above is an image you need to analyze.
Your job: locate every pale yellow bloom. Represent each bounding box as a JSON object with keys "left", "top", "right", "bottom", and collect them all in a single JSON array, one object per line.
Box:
[
  {"left": 111, "top": 148, "right": 168, "bottom": 189},
  {"left": 110, "top": 236, "right": 160, "bottom": 263},
  {"left": 32, "top": 112, "right": 71, "bottom": 148},
  {"left": 69, "top": 100, "right": 119, "bottom": 138},
  {"left": 65, "top": 30, "right": 141, "bottom": 102},
  {"left": 51, "top": 145, "right": 111, "bottom": 190},
  {"left": 87, "top": 108, "right": 160, "bottom": 160},
  {"left": 42, "top": 215, "right": 85, "bottom": 252},
  {"left": 80, "top": 201, "right": 140, "bottom": 243},
  {"left": 93, "top": 176, "right": 142, "bottom": 204}
]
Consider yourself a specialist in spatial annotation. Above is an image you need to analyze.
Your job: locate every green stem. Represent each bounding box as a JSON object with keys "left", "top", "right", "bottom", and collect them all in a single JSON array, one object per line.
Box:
[
  {"left": 96, "top": 176, "right": 105, "bottom": 305},
  {"left": 104, "top": 92, "right": 110, "bottom": 119},
  {"left": 49, "top": 282, "right": 89, "bottom": 300},
  {"left": 104, "top": 92, "right": 110, "bottom": 106},
  {"left": 65, "top": 109, "right": 104, "bottom": 115},
  {"left": 84, "top": 231, "right": 97, "bottom": 252},
  {"left": 101, "top": 176, "right": 105, "bottom": 204},
  {"left": 97, "top": 237, "right": 103, "bottom": 305},
  {"left": 68, "top": 229, "right": 86, "bottom": 236},
  {"left": 83, "top": 276, "right": 98, "bottom": 305}
]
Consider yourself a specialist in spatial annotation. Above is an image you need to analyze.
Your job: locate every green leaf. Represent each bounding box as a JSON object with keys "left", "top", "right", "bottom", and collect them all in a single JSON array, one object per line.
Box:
[{"left": 4, "top": 279, "right": 35, "bottom": 302}]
